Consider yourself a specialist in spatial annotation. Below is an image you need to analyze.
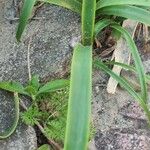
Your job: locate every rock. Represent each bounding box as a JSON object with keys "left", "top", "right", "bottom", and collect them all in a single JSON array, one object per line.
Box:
[
  {"left": 143, "top": 59, "right": 150, "bottom": 73},
  {"left": 0, "top": 0, "right": 80, "bottom": 83},
  {"left": 0, "top": 0, "right": 80, "bottom": 149},
  {"left": 0, "top": 123, "right": 37, "bottom": 150},
  {"left": 95, "top": 129, "right": 150, "bottom": 150},
  {"left": 92, "top": 70, "right": 150, "bottom": 149}
]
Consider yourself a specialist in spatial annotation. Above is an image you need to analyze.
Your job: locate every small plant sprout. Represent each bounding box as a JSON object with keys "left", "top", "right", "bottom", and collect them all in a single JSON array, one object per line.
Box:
[{"left": 0, "top": 75, "right": 69, "bottom": 141}]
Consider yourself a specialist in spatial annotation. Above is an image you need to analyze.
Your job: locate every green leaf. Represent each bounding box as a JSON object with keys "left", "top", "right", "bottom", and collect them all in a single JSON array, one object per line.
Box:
[
  {"left": 30, "top": 75, "right": 40, "bottom": 91},
  {"left": 37, "top": 79, "right": 69, "bottom": 95},
  {"left": 105, "top": 61, "right": 150, "bottom": 84},
  {"left": 16, "top": 0, "right": 37, "bottom": 41},
  {"left": 97, "top": 0, "right": 150, "bottom": 10},
  {"left": 0, "top": 93, "right": 20, "bottom": 139},
  {"left": 94, "top": 60, "right": 140, "bottom": 105},
  {"left": 37, "top": 144, "right": 51, "bottom": 150},
  {"left": 82, "top": 0, "right": 96, "bottom": 45},
  {"left": 64, "top": 44, "right": 92, "bottom": 150},
  {"left": 111, "top": 24, "right": 148, "bottom": 102},
  {"left": 93, "top": 60, "right": 150, "bottom": 124},
  {"left": 94, "top": 19, "right": 113, "bottom": 37},
  {"left": 105, "top": 61, "right": 136, "bottom": 72},
  {"left": 25, "top": 85, "right": 37, "bottom": 98},
  {"left": 42, "top": 0, "right": 82, "bottom": 14},
  {"left": 97, "top": 5, "right": 150, "bottom": 26},
  {"left": 0, "top": 81, "right": 29, "bottom": 95}
]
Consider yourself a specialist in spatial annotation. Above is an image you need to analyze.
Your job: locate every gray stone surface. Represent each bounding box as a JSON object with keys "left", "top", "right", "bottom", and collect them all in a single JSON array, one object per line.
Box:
[
  {"left": 0, "top": 124, "right": 37, "bottom": 150},
  {"left": 0, "top": 0, "right": 80, "bottom": 149},
  {"left": 0, "top": 0, "right": 80, "bottom": 83},
  {"left": 92, "top": 68, "right": 150, "bottom": 149}
]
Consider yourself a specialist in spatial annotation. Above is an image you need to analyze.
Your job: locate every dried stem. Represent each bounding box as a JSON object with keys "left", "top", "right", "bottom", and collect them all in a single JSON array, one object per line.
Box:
[{"left": 27, "top": 37, "right": 32, "bottom": 81}]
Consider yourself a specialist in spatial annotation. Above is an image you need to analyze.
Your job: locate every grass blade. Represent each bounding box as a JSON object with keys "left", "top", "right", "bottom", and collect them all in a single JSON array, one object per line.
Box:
[
  {"left": 105, "top": 61, "right": 136, "bottom": 72},
  {"left": 111, "top": 24, "right": 148, "bottom": 102},
  {"left": 97, "top": 0, "right": 150, "bottom": 10},
  {"left": 94, "top": 60, "right": 140, "bottom": 100},
  {"left": 94, "top": 60, "right": 150, "bottom": 125},
  {"left": 64, "top": 44, "right": 92, "bottom": 150},
  {"left": 105, "top": 61, "right": 150, "bottom": 84},
  {"left": 97, "top": 5, "right": 150, "bottom": 26},
  {"left": 16, "top": 0, "right": 37, "bottom": 41},
  {"left": 82, "top": 0, "right": 96, "bottom": 45},
  {"left": 94, "top": 19, "right": 113, "bottom": 37}
]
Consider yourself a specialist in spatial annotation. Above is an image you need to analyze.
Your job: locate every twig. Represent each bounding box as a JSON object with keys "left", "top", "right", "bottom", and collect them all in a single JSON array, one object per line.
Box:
[
  {"left": 19, "top": 99, "right": 62, "bottom": 150},
  {"left": 137, "top": 23, "right": 142, "bottom": 39},
  {"left": 143, "top": 25, "right": 149, "bottom": 43},
  {"left": 36, "top": 122, "right": 62, "bottom": 150},
  {"left": 27, "top": 37, "right": 32, "bottom": 81}
]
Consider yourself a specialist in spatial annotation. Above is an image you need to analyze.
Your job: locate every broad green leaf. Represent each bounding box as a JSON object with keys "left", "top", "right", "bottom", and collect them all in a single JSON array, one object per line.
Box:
[
  {"left": 42, "top": 0, "right": 81, "bottom": 13},
  {"left": 37, "top": 79, "right": 69, "bottom": 95},
  {"left": 0, "top": 93, "right": 19, "bottom": 139},
  {"left": 64, "top": 44, "right": 92, "bottom": 150},
  {"left": 37, "top": 144, "right": 51, "bottom": 150},
  {"left": 97, "top": 5, "right": 150, "bottom": 26},
  {"left": 82, "top": 0, "right": 96, "bottom": 45},
  {"left": 97, "top": 0, "right": 150, "bottom": 10},
  {"left": 93, "top": 60, "right": 150, "bottom": 124},
  {"left": 16, "top": 0, "right": 37, "bottom": 41},
  {"left": 0, "top": 81, "right": 29, "bottom": 95},
  {"left": 111, "top": 24, "right": 148, "bottom": 102}
]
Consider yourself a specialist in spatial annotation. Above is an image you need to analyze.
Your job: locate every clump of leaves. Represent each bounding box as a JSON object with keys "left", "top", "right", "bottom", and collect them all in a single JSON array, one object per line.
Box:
[
  {"left": 0, "top": 75, "right": 69, "bottom": 141},
  {"left": 24, "top": 88, "right": 68, "bottom": 142},
  {"left": 21, "top": 106, "right": 42, "bottom": 126},
  {"left": 21, "top": 87, "right": 95, "bottom": 143}
]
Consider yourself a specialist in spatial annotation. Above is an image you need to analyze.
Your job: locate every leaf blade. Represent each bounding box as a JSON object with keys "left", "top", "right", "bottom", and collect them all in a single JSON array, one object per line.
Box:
[
  {"left": 97, "top": 0, "right": 150, "bottom": 10},
  {"left": 37, "top": 79, "right": 69, "bottom": 95},
  {"left": 64, "top": 44, "right": 92, "bottom": 150},
  {"left": 111, "top": 24, "right": 148, "bottom": 102},
  {"left": 94, "top": 19, "right": 113, "bottom": 37},
  {"left": 16, "top": 0, "right": 37, "bottom": 41},
  {"left": 0, "top": 93, "right": 20, "bottom": 139},
  {"left": 97, "top": 5, "right": 150, "bottom": 26},
  {"left": 0, "top": 81, "right": 29, "bottom": 95},
  {"left": 94, "top": 60, "right": 150, "bottom": 124},
  {"left": 82, "top": 0, "right": 96, "bottom": 45}
]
